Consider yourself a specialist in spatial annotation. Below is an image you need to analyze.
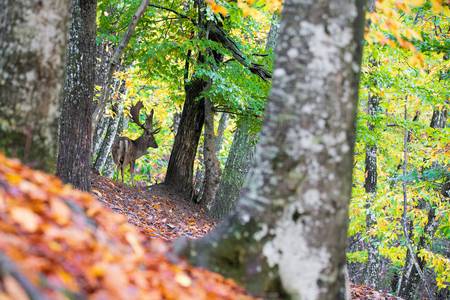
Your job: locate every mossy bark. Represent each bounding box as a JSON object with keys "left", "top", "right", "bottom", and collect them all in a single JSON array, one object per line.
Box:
[
  {"left": 0, "top": 0, "right": 70, "bottom": 170},
  {"left": 177, "top": 1, "right": 366, "bottom": 299},
  {"left": 209, "top": 117, "right": 257, "bottom": 220},
  {"left": 56, "top": 0, "right": 97, "bottom": 191}
]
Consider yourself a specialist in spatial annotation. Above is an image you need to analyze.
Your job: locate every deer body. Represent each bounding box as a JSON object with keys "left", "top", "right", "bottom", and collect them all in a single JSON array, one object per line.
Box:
[{"left": 112, "top": 102, "right": 159, "bottom": 184}]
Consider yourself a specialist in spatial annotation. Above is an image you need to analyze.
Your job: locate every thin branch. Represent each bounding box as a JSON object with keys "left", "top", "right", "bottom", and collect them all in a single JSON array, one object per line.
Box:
[{"left": 148, "top": 3, "right": 196, "bottom": 24}]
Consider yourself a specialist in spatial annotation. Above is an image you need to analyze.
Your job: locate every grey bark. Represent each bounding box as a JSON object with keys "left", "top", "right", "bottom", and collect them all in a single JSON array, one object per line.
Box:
[
  {"left": 92, "top": 43, "right": 115, "bottom": 156},
  {"left": 94, "top": 100, "right": 124, "bottom": 173},
  {"left": 200, "top": 99, "right": 221, "bottom": 206},
  {"left": 56, "top": 0, "right": 97, "bottom": 191},
  {"left": 215, "top": 112, "right": 228, "bottom": 154},
  {"left": 0, "top": 0, "right": 70, "bottom": 171},
  {"left": 363, "top": 94, "right": 381, "bottom": 287},
  {"left": 176, "top": 1, "right": 366, "bottom": 299},
  {"left": 209, "top": 117, "right": 257, "bottom": 220},
  {"left": 265, "top": 14, "right": 280, "bottom": 52}
]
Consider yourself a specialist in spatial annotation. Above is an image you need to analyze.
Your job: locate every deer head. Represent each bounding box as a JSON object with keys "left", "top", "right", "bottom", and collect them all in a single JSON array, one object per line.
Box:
[{"left": 130, "top": 101, "right": 160, "bottom": 151}]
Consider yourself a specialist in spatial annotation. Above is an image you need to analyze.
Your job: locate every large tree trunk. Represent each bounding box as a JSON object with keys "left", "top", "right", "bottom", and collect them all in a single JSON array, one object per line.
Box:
[
  {"left": 0, "top": 0, "right": 70, "bottom": 171},
  {"left": 209, "top": 116, "right": 257, "bottom": 220},
  {"left": 176, "top": 1, "right": 366, "bottom": 298},
  {"left": 164, "top": 79, "right": 207, "bottom": 196},
  {"left": 200, "top": 99, "right": 221, "bottom": 206},
  {"left": 56, "top": 0, "right": 97, "bottom": 191}
]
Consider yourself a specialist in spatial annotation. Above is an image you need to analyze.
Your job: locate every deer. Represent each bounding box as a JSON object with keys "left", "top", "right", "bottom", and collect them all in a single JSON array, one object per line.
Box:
[{"left": 112, "top": 101, "right": 160, "bottom": 185}]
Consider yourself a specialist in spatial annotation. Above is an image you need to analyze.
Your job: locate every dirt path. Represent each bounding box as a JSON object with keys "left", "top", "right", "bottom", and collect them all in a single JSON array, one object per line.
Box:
[{"left": 91, "top": 174, "right": 215, "bottom": 240}]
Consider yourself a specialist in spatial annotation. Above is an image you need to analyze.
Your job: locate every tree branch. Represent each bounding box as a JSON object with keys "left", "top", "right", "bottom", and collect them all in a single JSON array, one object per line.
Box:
[
  {"left": 207, "top": 22, "right": 272, "bottom": 81},
  {"left": 148, "top": 3, "right": 196, "bottom": 25}
]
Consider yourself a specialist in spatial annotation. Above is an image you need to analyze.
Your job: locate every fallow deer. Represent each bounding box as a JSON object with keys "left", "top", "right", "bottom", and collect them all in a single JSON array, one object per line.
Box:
[{"left": 112, "top": 101, "right": 160, "bottom": 185}]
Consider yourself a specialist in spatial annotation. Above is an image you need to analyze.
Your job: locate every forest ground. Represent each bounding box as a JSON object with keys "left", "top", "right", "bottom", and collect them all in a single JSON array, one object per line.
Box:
[
  {"left": 91, "top": 175, "right": 215, "bottom": 240},
  {"left": 91, "top": 174, "right": 404, "bottom": 300}
]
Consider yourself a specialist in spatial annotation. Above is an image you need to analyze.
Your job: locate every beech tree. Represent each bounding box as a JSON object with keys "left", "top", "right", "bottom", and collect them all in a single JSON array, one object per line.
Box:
[
  {"left": 177, "top": 0, "right": 367, "bottom": 299},
  {"left": 0, "top": 0, "right": 70, "bottom": 170},
  {"left": 56, "top": 0, "right": 97, "bottom": 191},
  {"left": 164, "top": 1, "right": 271, "bottom": 197}
]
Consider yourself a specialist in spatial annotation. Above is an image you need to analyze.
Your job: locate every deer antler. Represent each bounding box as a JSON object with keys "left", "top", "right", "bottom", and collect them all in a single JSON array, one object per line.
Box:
[
  {"left": 144, "top": 109, "right": 154, "bottom": 129},
  {"left": 130, "top": 101, "right": 145, "bottom": 128}
]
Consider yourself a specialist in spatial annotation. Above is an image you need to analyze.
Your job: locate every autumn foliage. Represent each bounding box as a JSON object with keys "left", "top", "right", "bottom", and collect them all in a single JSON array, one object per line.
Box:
[{"left": 0, "top": 154, "right": 255, "bottom": 300}]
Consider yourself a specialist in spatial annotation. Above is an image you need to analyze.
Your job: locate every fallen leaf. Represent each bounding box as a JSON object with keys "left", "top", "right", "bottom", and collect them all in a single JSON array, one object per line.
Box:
[{"left": 10, "top": 207, "right": 41, "bottom": 232}]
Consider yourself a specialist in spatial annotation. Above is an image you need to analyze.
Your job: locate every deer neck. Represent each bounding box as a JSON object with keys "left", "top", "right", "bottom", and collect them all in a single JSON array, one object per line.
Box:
[{"left": 132, "top": 136, "right": 150, "bottom": 158}]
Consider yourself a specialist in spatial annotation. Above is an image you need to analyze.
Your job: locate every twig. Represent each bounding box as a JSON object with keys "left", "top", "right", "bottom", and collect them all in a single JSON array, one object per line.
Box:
[
  {"left": 148, "top": 3, "right": 196, "bottom": 24},
  {"left": 401, "top": 101, "right": 434, "bottom": 300}
]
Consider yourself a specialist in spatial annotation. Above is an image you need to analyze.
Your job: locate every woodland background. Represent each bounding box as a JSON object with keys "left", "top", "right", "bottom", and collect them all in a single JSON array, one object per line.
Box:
[{"left": 0, "top": 0, "right": 448, "bottom": 299}]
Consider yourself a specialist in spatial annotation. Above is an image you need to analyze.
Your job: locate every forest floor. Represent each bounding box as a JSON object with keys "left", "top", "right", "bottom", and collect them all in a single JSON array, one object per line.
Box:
[
  {"left": 91, "top": 175, "right": 404, "bottom": 300},
  {"left": 91, "top": 174, "right": 215, "bottom": 240}
]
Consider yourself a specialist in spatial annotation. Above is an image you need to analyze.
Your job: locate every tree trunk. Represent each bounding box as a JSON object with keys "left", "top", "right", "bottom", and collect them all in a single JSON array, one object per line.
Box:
[
  {"left": 176, "top": 1, "right": 366, "bottom": 298},
  {"left": 56, "top": 0, "right": 97, "bottom": 191},
  {"left": 209, "top": 116, "right": 257, "bottom": 220},
  {"left": 164, "top": 79, "right": 207, "bottom": 196},
  {"left": 94, "top": 100, "right": 124, "bottom": 173},
  {"left": 363, "top": 94, "right": 381, "bottom": 287},
  {"left": 200, "top": 99, "right": 222, "bottom": 206},
  {"left": 0, "top": 0, "right": 70, "bottom": 171},
  {"left": 215, "top": 113, "right": 228, "bottom": 154},
  {"left": 430, "top": 107, "right": 447, "bottom": 129}
]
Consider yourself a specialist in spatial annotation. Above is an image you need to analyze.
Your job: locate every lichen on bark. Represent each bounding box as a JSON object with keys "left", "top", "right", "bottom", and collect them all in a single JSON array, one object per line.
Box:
[
  {"left": 177, "top": 1, "right": 367, "bottom": 299},
  {"left": 0, "top": 0, "right": 70, "bottom": 170}
]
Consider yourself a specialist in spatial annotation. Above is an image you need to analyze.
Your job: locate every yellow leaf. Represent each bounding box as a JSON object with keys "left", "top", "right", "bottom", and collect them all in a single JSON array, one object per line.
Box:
[
  {"left": 175, "top": 272, "right": 192, "bottom": 287},
  {"left": 408, "top": 0, "right": 425, "bottom": 7},
  {"left": 5, "top": 173, "right": 21, "bottom": 185}
]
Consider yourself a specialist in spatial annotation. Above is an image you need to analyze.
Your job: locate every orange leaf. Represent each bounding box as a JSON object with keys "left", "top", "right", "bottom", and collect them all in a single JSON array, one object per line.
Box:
[
  {"left": 50, "top": 199, "right": 71, "bottom": 225},
  {"left": 10, "top": 207, "right": 41, "bottom": 232}
]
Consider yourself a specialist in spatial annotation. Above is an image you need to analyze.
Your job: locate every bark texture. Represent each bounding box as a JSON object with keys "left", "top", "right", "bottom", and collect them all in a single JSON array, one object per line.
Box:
[
  {"left": 208, "top": 15, "right": 279, "bottom": 219},
  {"left": 200, "top": 99, "right": 221, "bottom": 206},
  {"left": 215, "top": 113, "right": 228, "bottom": 154},
  {"left": 209, "top": 117, "right": 257, "bottom": 220},
  {"left": 94, "top": 101, "right": 124, "bottom": 173},
  {"left": 0, "top": 0, "right": 70, "bottom": 170},
  {"left": 165, "top": 79, "right": 207, "bottom": 196},
  {"left": 363, "top": 94, "right": 381, "bottom": 287},
  {"left": 177, "top": 1, "right": 366, "bottom": 299},
  {"left": 57, "top": 0, "right": 97, "bottom": 191}
]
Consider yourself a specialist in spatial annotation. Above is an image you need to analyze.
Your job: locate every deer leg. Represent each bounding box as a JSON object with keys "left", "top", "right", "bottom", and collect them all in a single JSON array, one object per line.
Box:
[{"left": 120, "top": 166, "right": 124, "bottom": 184}]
